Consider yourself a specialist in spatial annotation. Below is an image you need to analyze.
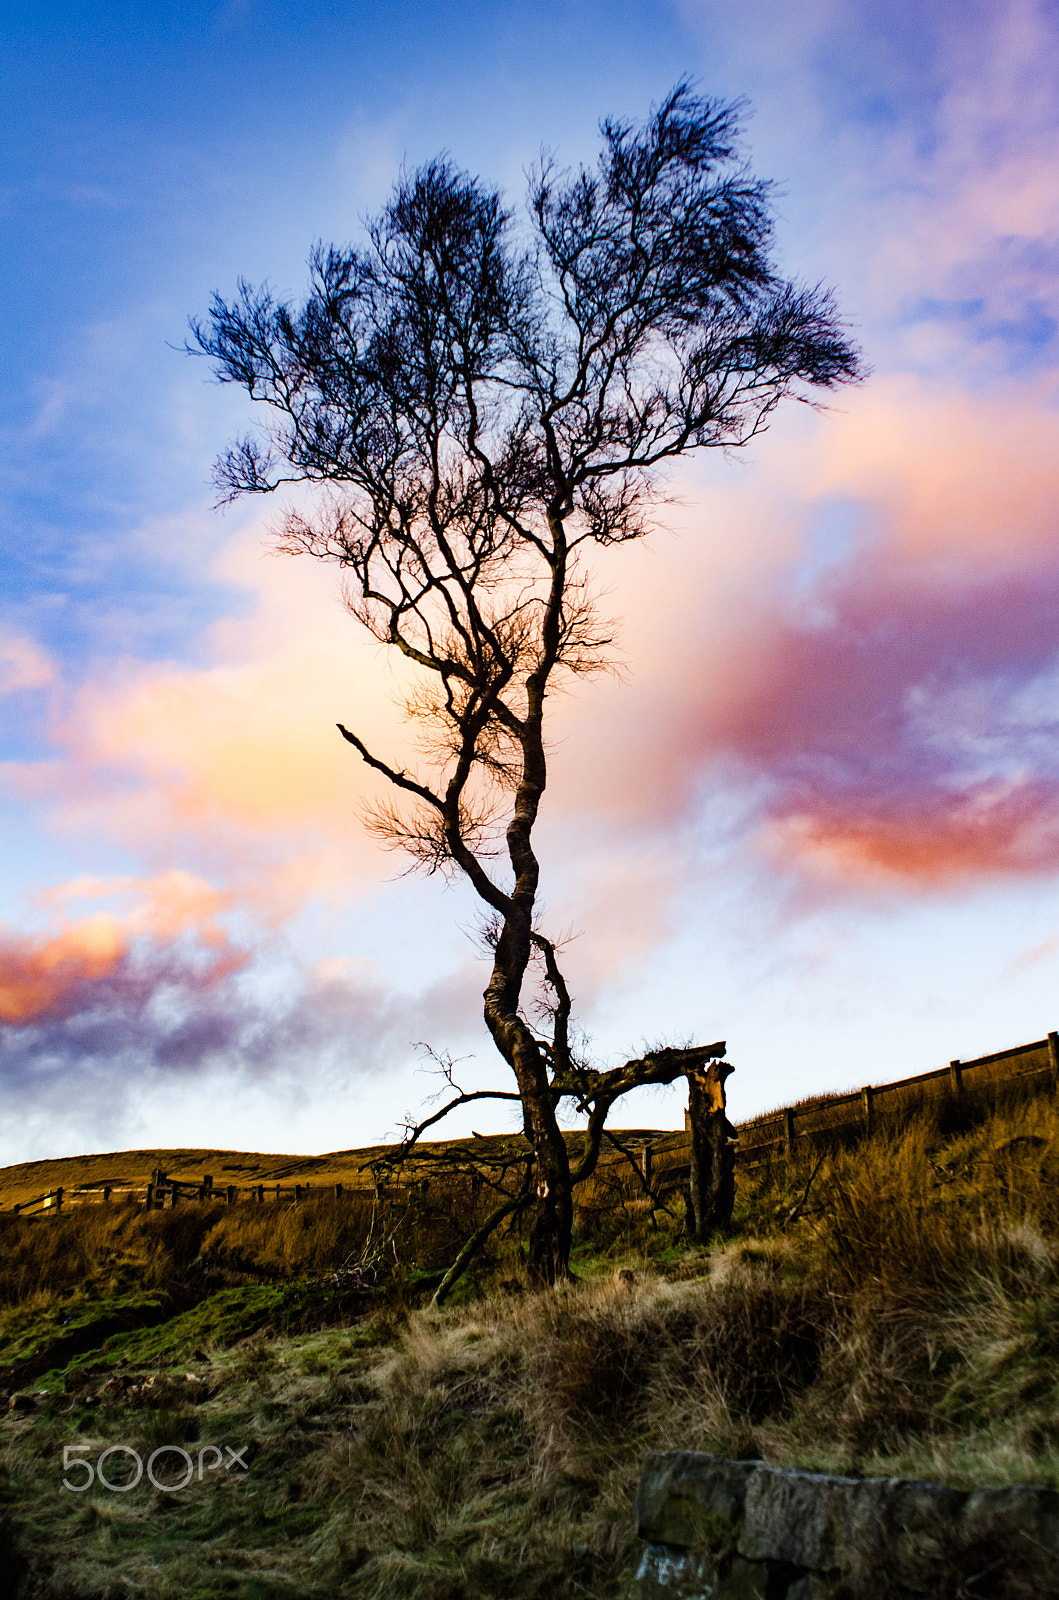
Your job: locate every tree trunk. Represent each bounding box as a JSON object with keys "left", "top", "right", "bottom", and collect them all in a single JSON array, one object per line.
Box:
[
  {"left": 508, "top": 1033, "right": 573, "bottom": 1283},
  {"left": 686, "top": 1060, "right": 736, "bottom": 1242},
  {"left": 527, "top": 1130, "right": 573, "bottom": 1284},
  {"left": 484, "top": 948, "right": 574, "bottom": 1285}
]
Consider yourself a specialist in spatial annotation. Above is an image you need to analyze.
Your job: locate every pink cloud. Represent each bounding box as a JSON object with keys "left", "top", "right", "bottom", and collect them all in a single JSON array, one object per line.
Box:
[
  {"left": 0, "top": 633, "right": 55, "bottom": 697},
  {"left": 763, "top": 781, "right": 1059, "bottom": 887},
  {"left": 0, "top": 872, "right": 240, "bottom": 1025},
  {"left": 541, "top": 374, "right": 1059, "bottom": 894},
  {"left": 0, "top": 865, "right": 483, "bottom": 1147},
  {"left": 682, "top": 0, "right": 1059, "bottom": 384},
  {"left": 809, "top": 377, "right": 1059, "bottom": 565}
]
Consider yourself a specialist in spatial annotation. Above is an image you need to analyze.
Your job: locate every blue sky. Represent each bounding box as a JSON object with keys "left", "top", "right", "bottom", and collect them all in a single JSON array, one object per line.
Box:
[{"left": 2, "top": 0, "right": 1059, "bottom": 1162}]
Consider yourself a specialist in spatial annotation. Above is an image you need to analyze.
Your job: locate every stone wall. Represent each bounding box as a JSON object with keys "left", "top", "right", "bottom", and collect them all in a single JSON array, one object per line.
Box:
[{"left": 634, "top": 1451, "right": 1059, "bottom": 1599}]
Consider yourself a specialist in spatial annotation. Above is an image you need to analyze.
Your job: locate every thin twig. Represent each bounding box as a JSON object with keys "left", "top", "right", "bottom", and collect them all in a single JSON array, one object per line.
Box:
[{"left": 786, "top": 1154, "right": 827, "bottom": 1226}]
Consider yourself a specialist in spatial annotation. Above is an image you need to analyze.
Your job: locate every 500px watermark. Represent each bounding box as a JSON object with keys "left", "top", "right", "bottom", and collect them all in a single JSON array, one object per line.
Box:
[{"left": 61, "top": 1443, "right": 249, "bottom": 1492}]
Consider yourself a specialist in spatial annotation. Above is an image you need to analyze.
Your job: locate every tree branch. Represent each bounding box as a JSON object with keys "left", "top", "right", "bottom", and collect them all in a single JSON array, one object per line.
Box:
[
  {"left": 391, "top": 1088, "right": 524, "bottom": 1157},
  {"left": 430, "top": 1186, "right": 530, "bottom": 1306},
  {"left": 553, "top": 1041, "right": 726, "bottom": 1109},
  {"left": 336, "top": 723, "right": 444, "bottom": 809}
]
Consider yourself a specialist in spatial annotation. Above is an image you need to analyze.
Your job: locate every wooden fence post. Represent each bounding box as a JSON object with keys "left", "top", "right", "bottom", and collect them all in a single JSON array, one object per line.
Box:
[
  {"left": 640, "top": 1146, "right": 653, "bottom": 1187},
  {"left": 145, "top": 1184, "right": 154, "bottom": 1210},
  {"left": 226, "top": 1185, "right": 236, "bottom": 1205},
  {"left": 335, "top": 1183, "right": 343, "bottom": 1199},
  {"left": 102, "top": 1186, "right": 111, "bottom": 1203},
  {"left": 949, "top": 1059, "right": 963, "bottom": 1096},
  {"left": 256, "top": 1184, "right": 264, "bottom": 1203},
  {"left": 861, "top": 1087, "right": 874, "bottom": 1131},
  {"left": 1048, "top": 1032, "right": 1059, "bottom": 1091},
  {"left": 295, "top": 1185, "right": 303, "bottom": 1202},
  {"left": 203, "top": 1174, "right": 213, "bottom": 1195},
  {"left": 784, "top": 1108, "right": 796, "bottom": 1153}
]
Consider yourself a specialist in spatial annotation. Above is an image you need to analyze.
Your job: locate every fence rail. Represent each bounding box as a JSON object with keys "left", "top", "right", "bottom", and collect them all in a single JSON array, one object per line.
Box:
[
  {"left": 13, "top": 1187, "right": 66, "bottom": 1215},
  {"left": 11, "top": 1031, "right": 1058, "bottom": 1215},
  {"left": 728, "top": 1030, "right": 1059, "bottom": 1163},
  {"left": 592, "top": 1032, "right": 1059, "bottom": 1199},
  {"left": 12, "top": 1170, "right": 350, "bottom": 1213}
]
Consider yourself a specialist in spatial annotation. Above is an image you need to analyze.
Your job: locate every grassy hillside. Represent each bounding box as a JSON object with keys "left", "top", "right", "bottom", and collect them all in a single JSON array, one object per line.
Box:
[
  {"left": 0, "top": 1129, "right": 667, "bottom": 1209},
  {"left": 0, "top": 1141, "right": 456, "bottom": 1211},
  {"left": 0, "top": 1081, "right": 1056, "bottom": 1598}
]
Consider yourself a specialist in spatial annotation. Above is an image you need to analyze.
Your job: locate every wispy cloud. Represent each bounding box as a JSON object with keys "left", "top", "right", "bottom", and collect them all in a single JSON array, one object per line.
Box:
[
  {"left": 0, "top": 633, "right": 55, "bottom": 696},
  {"left": 0, "top": 869, "right": 479, "bottom": 1153}
]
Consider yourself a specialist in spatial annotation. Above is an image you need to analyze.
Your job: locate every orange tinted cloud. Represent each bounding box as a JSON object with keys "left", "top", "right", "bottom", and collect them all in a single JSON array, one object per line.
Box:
[
  {"left": 765, "top": 781, "right": 1059, "bottom": 887},
  {"left": 0, "top": 873, "right": 483, "bottom": 1159},
  {"left": 810, "top": 377, "right": 1059, "bottom": 565},
  {"left": 0, "top": 872, "right": 239, "bottom": 1024},
  {"left": 0, "top": 918, "right": 123, "bottom": 1023},
  {"left": 11, "top": 526, "right": 409, "bottom": 914}
]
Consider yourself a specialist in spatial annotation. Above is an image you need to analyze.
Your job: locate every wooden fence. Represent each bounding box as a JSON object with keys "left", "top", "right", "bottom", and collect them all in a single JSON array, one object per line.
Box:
[
  {"left": 605, "top": 1030, "right": 1059, "bottom": 1192},
  {"left": 728, "top": 1030, "right": 1059, "bottom": 1165},
  {"left": 13, "top": 1169, "right": 350, "bottom": 1214},
  {"left": 11, "top": 1031, "right": 1058, "bottom": 1215}
]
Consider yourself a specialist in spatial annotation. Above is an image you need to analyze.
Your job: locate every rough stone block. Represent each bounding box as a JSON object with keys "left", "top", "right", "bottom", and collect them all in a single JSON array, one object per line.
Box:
[
  {"left": 637, "top": 1452, "right": 760, "bottom": 1552},
  {"left": 841, "top": 1475, "right": 967, "bottom": 1586},
  {"left": 960, "top": 1482, "right": 1059, "bottom": 1559},
  {"left": 738, "top": 1467, "right": 860, "bottom": 1570},
  {"left": 897, "top": 1478, "right": 969, "bottom": 1588},
  {"left": 634, "top": 1456, "right": 1059, "bottom": 1600},
  {"left": 713, "top": 1555, "right": 775, "bottom": 1598}
]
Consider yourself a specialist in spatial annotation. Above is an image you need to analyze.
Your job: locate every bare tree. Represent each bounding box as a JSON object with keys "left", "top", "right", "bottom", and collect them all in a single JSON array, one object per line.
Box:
[{"left": 191, "top": 84, "right": 862, "bottom": 1283}]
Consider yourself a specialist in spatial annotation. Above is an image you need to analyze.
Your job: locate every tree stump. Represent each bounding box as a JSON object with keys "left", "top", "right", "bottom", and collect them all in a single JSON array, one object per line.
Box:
[{"left": 685, "top": 1060, "right": 736, "bottom": 1242}]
